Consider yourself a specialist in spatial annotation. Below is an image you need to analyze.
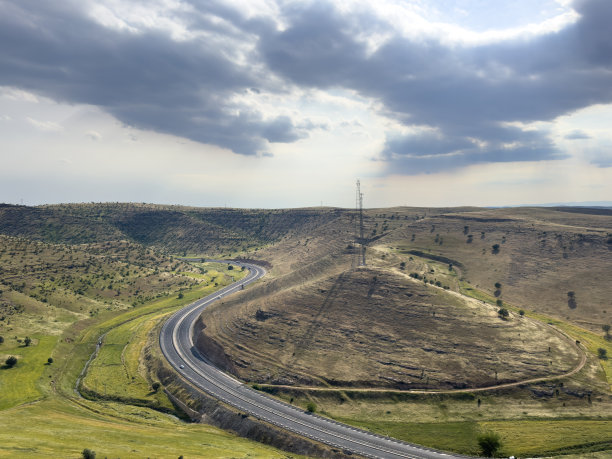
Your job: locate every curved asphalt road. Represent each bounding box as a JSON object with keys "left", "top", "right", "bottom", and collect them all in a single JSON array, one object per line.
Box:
[{"left": 160, "top": 261, "right": 470, "bottom": 459}]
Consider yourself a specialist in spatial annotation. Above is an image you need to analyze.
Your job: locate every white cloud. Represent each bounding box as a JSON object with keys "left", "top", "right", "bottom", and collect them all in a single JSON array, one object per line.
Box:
[
  {"left": 0, "top": 87, "right": 40, "bottom": 103},
  {"left": 26, "top": 117, "right": 63, "bottom": 132}
]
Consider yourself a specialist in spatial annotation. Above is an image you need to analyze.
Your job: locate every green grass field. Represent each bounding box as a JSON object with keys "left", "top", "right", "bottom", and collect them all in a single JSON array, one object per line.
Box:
[
  {"left": 0, "top": 335, "right": 57, "bottom": 410},
  {"left": 0, "top": 397, "right": 294, "bottom": 458},
  {"left": 0, "top": 260, "right": 293, "bottom": 458}
]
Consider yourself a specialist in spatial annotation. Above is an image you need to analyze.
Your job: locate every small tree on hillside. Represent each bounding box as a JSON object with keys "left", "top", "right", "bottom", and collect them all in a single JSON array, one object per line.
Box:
[
  {"left": 598, "top": 348, "right": 608, "bottom": 360},
  {"left": 603, "top": 324, "right": 611, "bottom": 340},
  {"left": 498, "top": 308, "right": 509, "bottom": 320},
  {"left": 306, "top": 401, "right": 317, "bottom": 413},
  {"left": 0, "top": 336, "right": 4, "bottom": 344},
  {"left": 5, "top": 356, "right": 17, "bottom": 368},
  {"left": 568, "top": 291, "right": 577, "bottom": 309},
  {"left": 478, "top": 431, "right": 502, "bottom": 457},
  {"left": 24, "top": 336, "right": 32, "bottom": 347},
  {"left": 82, "top": 448, "right": 96, "bottom": 459},
  {"left": 491, "top": 244, "right": 500, "bottom": 254}
]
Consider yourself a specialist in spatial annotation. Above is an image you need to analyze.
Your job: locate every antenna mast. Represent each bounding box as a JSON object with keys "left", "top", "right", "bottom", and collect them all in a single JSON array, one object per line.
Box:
[{"left": 355, "top": 179, "right": 366, "bottom": 266}]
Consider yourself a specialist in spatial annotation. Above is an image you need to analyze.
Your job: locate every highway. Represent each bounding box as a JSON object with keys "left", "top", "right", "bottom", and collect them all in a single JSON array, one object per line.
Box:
[{"left": 160, "top": 261, "right": 469, "bottom": 459}]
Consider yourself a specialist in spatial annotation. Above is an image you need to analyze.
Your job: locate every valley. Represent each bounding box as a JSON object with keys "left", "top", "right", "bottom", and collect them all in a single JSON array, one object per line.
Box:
[{"left": 1, "top": 203, "right": 612, "bottom": 457}]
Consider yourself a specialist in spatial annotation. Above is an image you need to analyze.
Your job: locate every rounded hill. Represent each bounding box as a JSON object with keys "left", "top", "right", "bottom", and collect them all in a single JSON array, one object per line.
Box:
[{"left": 196, "top": 266, "right": 581, "bottom": 390}]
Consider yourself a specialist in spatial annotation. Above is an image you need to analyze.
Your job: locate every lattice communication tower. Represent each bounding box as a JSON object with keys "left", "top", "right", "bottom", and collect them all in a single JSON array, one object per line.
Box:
[{"left": 354, "top": 179, "right": 366, "bottom": 266}]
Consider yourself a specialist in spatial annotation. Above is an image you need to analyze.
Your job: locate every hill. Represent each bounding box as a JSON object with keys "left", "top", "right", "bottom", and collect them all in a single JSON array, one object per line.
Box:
[{"left": 196, "top": 265, "right": 580, "bottom": 389}]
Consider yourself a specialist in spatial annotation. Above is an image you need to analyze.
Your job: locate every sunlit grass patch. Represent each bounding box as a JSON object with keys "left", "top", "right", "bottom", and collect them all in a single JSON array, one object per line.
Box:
[{"left": 0, "top": 335, "right": 57, "bottom": 410}]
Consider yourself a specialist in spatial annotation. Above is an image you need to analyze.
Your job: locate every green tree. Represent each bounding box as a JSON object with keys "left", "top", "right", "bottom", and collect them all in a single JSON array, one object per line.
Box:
[
  {"left": 177, "top": 292, "right": 184, "bottom": 299},
  {"left": 5, "top": 356, "right": 17, "bottom": 368},
  {"left": 498, "top": 308, "right": 509, "bottom": 320},
  {"left": 598, "top": 348, "right": 608, "bottom": 360},
  {"left": 82, "top": 448, "right": 96, "bottom": 459},
  {"left": 519, "top": 309, "right": 525, "bottom": 317},
  {"left": 47, "top": 357, "right": 54, "bottom": 364},
  {"left": 152, "top": 382, "right": 161, "bottom": 392},
  {"left": 478, "top": 431, "right": 502, "bottom": 457},
  {"left": 24, "top": 336, "right": 32, "bottom": 347},
  {"left": 494, "top": 282, "right": 502, "bottom": 289},
  {"left": 603, "top": 324, "right": 611, "bottom": 340},
  {"left": 491, "top": 244, "right": 500, "bottom": 254},
  {"left": 306, "top": 401, "right": 317, "bottom": 413},
  {"left": 0, "top": 336, "right": 4, "bottom": 344}
]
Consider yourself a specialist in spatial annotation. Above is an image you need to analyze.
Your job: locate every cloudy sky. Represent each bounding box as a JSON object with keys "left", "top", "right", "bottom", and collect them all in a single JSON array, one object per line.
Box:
[{"left": 1, "top": 0, "right": 612, "bottom": 208}]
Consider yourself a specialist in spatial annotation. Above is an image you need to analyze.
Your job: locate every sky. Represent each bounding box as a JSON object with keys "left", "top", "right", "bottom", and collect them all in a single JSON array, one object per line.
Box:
[{"left": 1, "top": 0, "right": 612, "bottom": 209}]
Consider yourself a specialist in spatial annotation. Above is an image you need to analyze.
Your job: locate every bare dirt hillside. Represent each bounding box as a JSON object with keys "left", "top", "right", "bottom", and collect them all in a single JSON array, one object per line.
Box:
[{"left": 197, "top": 266, "right": 581, "bottom": 390}]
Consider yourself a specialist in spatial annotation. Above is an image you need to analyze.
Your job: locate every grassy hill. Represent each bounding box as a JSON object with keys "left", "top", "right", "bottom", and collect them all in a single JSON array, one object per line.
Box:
[{"left": 2, "top": 202, "right": 612, "bottom": 457}]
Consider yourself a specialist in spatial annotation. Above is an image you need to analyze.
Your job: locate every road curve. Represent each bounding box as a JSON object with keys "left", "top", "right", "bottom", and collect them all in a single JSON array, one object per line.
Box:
[{"left": 160, "top": 261, "right": 470, "bottom": 459}]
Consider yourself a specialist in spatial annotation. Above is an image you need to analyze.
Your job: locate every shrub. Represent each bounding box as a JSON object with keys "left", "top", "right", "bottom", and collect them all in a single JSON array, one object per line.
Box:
[
  {"left": 47, "top": 357, "right": 54, "bottom": 364},
  {"left": 82, "top": 448, "right": 96, "bottom": 459},
  {"left": 0, "top": 336, "right": 4, "bottom": 344},
  {"left": 519, "top": 309, "right": 525, "bottom": 317},
  {"left": 598, "top": 348, "right": 608, "bottom": 360},
  {"left": 306, "top": 401, "right": 317, "bottom": 413},
  {"left": 478, "top": 431, "right": 502, "bottom": 457},
  {"left": 5, "top": 356, "right": 17, "bottom": 368},
  {"left": 24, "top": 336, "right": 32, "bottom": 347},
  {"left": 498, "top": 308, "right": 509, "bottom": 319},
  {"left": 152, "top": 382, "right": 161, "bottom": 392}
]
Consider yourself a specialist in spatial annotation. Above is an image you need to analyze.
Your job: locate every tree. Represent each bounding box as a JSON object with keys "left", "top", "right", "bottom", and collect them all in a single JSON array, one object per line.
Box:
[
  {"left": 47, "top": 357, "right": 54, "bottom": 364},
  {"left": 603, "top": 324, "right": 611, "bottom": 340},
  {"left": 0, "top": 336, "right": 4, "bottom": 344},
  {"left": 598, "top": 348, "right": 608, "bottom": 360},
  {"left": 24, "top": 336, "right": 32, "bottom": 347},
  {"left": 478, "top": 431, "right": 502, "bottom": 457},
  {"left": 494, "top": 282, "right": 502, "bottom": 289},
  {"left": 568, "top": 291, "right": 577, "bottom": 309},
  {"left": 5, "top": 356, "right": 17, "bottom": 368},
  {"left": 496, "top": 299, "right": 503, "bottom": 307},
  {"left": 177, "top": 292, "right": 184, "bottom": 299},
  {"left": 491, "top": 244, "right": 500, "bottom": 254},
  {"left": 519, "top": 309, "right": 525, "bottom": 317},
  {"left": 306, "top": 401, "right": 317, "bottom": 413},
  {"left": 498, "top": 308, "right": 509, "bottom": 320},
  {"left": 152, "top": 382, "right": 161, "bottom": 392},
  {"left": 82, "top": 448, "right": 96, "bottom": 459}
]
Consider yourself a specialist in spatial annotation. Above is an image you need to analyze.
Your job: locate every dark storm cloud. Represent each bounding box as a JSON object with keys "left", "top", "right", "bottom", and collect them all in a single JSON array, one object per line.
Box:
[
  {"left": 0, "top": 0, "right": 303, "bottom": 155},
  {"left": 2, "top": 0, "right": 612, "bottom": 171},
  {"left": 259, "top": 0, "right": 612, "bottom": 173}
]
